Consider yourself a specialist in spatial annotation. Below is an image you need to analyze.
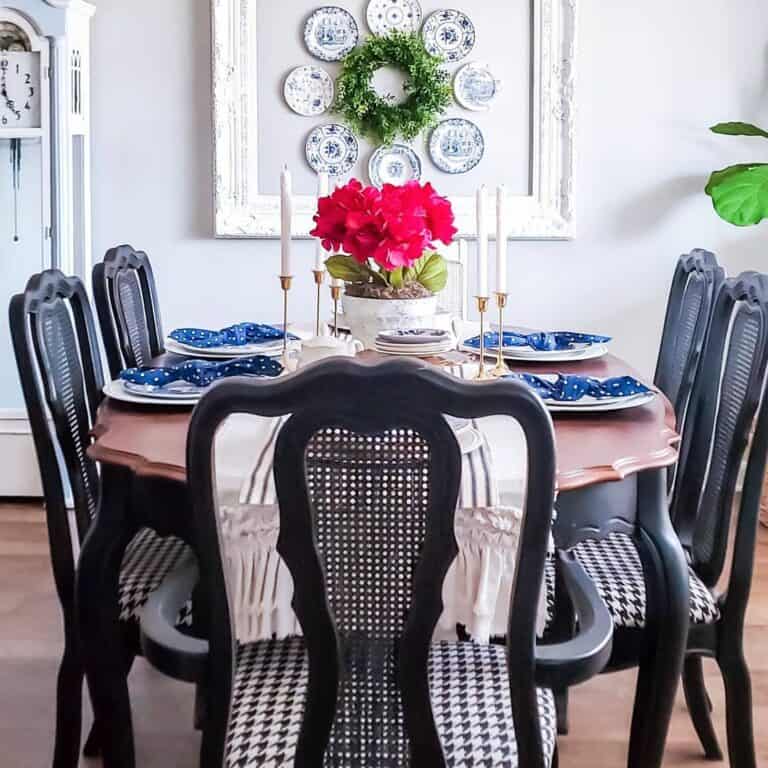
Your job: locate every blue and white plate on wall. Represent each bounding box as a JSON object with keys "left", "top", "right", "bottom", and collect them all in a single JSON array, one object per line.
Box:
[
  {"left": 454, "top": 61, "right": 501, "bottom": 111},
  {"left": 429, "top": 118, "right": 484, "bottom": 174},
  {"left": 366, "top": 0, "right": 423, "bottom": 35},
  {"left": 304, "top": 7, "right": 359, "bottom": 62},
  {"left": 284, "top": 65, "right": 334, "bottom": 116},
  {"left": 369, "top": 144, "right": 422, "bottom": 187},
  {"left": 421, "top": 9, "right": 476, "bottom": 63},
  {"left": 306, "top": 124, "right": 359, "bottom": 176}
]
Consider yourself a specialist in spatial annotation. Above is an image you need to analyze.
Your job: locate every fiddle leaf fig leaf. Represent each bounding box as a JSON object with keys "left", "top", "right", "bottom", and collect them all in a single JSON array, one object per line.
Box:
[
  {"left": 404, "top": 251, "right": 448, "bottom": 293},
  {"left": 710, "top": 122, "right": 768, "bottom": 139},
  {"left": 324, "top": 254, "right": 372, "bottom": 283},
  {"left": 705, "top": 164, "right": 768, "bottom": 227}
]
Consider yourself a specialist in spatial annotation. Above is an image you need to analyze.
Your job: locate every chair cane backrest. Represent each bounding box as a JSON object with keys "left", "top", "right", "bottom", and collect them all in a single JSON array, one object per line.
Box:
[
  {"left": 655, "top": 249, "right": 724, "bottom": 427},
  {"left": 186, "top": 359, "right": 557, "bottom": 767},
  {"left": 92, "top": 244, "right": 164, "bottom": 377},
  {"left": 672, "top": 272, "right": 768, "bottom": 587},
  {"left": 9, "top": 270, "right": 104, "bottom": 605}
]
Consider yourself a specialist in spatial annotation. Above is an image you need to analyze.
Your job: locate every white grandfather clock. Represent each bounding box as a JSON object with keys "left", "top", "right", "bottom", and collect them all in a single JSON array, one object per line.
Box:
[{"left": 0, "top": 0, "right": 94, "bottom": 496}]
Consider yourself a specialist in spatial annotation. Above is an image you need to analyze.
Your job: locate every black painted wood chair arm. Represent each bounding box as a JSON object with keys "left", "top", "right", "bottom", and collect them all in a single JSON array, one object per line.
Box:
[
  {"left": 139, "top": 557, "right": 209, "bottom": 684},
  {"left": 535, "top": 551, "right": 613, "bottom": 689}
]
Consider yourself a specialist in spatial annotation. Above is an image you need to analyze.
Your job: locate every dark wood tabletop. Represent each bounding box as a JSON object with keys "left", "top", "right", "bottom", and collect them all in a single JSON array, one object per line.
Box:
[{"left": 88, "top": 352, "right": 679, "bottom": 493}]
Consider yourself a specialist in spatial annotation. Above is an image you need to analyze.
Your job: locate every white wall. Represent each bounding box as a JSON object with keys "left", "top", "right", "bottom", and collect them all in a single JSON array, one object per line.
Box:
[{"left": 89, "top": 0, "right": 768, "bottom": 377}]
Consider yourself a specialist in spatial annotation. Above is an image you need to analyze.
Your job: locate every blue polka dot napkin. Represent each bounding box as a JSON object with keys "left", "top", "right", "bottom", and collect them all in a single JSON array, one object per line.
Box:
[
  {"left": 463, "top": 330, "right": 611, "bottom": 352},
  {"left": 169, "top": 323, "right": 299, "bottom": 349},
  {"left": 507, "top": 373, "right": 650, "bottom": 402},
  {"left": 120, "top": 356, "right": 283, "bottom": 389}
]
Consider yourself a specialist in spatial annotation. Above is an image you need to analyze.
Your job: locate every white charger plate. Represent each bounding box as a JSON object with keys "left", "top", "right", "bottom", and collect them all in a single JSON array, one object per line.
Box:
[
  {"left": 459, "top": 342, "right": 608, "bottom": 363},
  {"left": 545, "top": 391, "right": 656, "bottom": 413},
  {"left": 103, "top": 379, "right": 199, "bottom": 407}
]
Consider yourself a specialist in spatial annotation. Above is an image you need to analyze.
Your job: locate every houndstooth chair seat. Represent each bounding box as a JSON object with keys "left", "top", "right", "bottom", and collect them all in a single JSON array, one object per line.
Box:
[
  {"left": 222, "top": 637, "right": 558, "bottom": 768},
  {"left": 117, "top": 528, "right": 190, "bottom": 623},
  {"left": 570, "top": 532, "right": 720, "bottom": 629}
]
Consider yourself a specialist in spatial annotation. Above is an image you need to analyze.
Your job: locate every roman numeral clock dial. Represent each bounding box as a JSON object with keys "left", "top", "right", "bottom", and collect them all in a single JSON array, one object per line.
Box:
[{"left": 0, "top": 51, "right": 41, "bottom": 128}]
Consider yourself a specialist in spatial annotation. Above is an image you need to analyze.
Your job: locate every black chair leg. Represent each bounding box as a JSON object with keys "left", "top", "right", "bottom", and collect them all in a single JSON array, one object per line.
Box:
[
  {"left": 720, "top": 649, "right": 756, "bottom": 768},
  {"left": 682, "top": 655, "right": 722, "bottom": 760},
  {"left": 53, "top": 645, "right": 83, "bottom": 768},
  {"left": 554, "top": 688, "right": 569, "bottom": 735}
]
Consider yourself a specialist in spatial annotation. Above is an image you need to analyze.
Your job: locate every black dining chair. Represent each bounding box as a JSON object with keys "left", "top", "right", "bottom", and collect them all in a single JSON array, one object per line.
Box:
[
  {"left": 92, "top": 244, "right": 165, "bottom": 378},
  {"left": 8, "top": 270, "right": 191, "bottom": 768},
  {"left": 564, "top": 272, "right": 768, "bottom": 768},
  {"left": 139, "top": 358, "right": 612, "bottom": 767}
]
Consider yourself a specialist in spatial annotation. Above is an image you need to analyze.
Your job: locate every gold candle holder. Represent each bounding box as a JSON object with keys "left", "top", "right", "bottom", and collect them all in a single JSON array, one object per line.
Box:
[
  {"left": 492, "top": 292, "right": 511, "bottom": 377},
  {"left": 312, "top": 269, "right": 325, "bottom": 337},
  {"left": 330, "top": 284, "right": 343, "bottom": 338},
  {"left": 474, "top": 296, "right": 493, "bottom": 380},
  {"left": 279, "top": 275, "right": 293, "bottom": 364}
]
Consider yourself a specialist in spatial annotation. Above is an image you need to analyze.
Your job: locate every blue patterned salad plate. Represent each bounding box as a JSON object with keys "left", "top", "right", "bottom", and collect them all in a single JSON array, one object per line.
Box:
[
  {"left": 429, "top": 118, "right": 484, "bottom": 174},
  {"left": 306, "top": 124, "right": 359, "bottom": 176},
  {"left": 284, "top": 65, "right": 334, "bottom": 116},
  {"left": 366, "top": 0, "right": 423, "bottom": 35},
  {"left": 304, "top": 7, "right": 359, "bottom": 62},
  {"left": 422, "top": 9, "right": 476, "bottom": 62},
  {"left": 368, "top": 144, "right": 422, "bottom": 187},
  {"left": 454, "top": 61, "right": 501, "bottom": 111}
]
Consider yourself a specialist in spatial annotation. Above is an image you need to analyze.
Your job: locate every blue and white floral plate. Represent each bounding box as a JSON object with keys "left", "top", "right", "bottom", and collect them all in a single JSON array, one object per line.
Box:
[
  {"left": 284, "top": 65, "right": 334, "bottom": 116},
  {"left": 429, "top": 118, "right": 484, "bottom": 174},
  {"left": 366, "top": 0, "right": 423, "bottom": 35},
  {"left": 368, "top": 144, "right": 422, "bottom": 187},
  {"left": 421, "top": 9, "right": 476, "bottom": 62},
  {"left": 306, "top": 124, "right": 359, "bottom": 176},
  {"left": 304, "top": 6, "right": 359, "bottom": 62},
  {"left": 454, "top": 61, "right": 501, "bottom": 111}
]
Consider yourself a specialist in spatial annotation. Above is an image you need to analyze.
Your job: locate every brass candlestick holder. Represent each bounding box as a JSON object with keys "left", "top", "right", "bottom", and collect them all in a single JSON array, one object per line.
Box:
[
  {"left": 330, "top": 284, "right": 343, "bottom": 338},
  {"left": 474, "top": 296, "right": 493, "bottom": 380},
  {"left": 312, "top": 269, "right": 325, "bottom": 337},
  {"left": 279, "top": 275, "right": 293, "bottom": 365},
  {"left": 492, "top": 292, "right": 511, "bottom": 377}
]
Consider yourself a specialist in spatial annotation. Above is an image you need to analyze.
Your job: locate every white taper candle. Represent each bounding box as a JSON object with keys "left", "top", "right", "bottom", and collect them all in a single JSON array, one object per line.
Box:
[
  {"left": 315, "top": 172, "right": 330, "bottom": 270},
  {"left": 476, "top": 186, "right": 489, "bottom": 297},
  {"left": 280, "top": 166, "right": 292, "bottom": 276},
  {"left": 496, "top": 185, "right": 507, "bottom": 293}
]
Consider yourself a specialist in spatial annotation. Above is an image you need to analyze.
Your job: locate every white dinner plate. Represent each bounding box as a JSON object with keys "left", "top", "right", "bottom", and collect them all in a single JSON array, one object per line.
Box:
[
  {"left": 375, "top": 344, "right": 454, "bottom": 357},
  {"left": 377, "top": 328, "right": 452, "bottom": 345},
  {"left": 459, "top": 342, "right": 609, "bottom": 363},
  {"left": 103, "top": 379, "right": 199, "bottom": 407},
  {"left": 122, "top": 380, "right": 206, "bottom": 400},
  {"left": 165, "top": 338, "right": 286, "bottom": 359},
  {"left": 545, "top": 392, "right": 656, "bottom": 413}
]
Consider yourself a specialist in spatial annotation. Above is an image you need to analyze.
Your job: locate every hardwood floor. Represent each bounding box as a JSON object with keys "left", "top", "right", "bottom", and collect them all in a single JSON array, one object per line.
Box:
[{"left": 1, "top": 501, "right": 766, "bottom": 767}]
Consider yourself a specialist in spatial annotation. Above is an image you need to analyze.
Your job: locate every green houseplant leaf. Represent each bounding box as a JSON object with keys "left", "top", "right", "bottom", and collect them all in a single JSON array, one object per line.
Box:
[
  {"left": 710, "top": 122, "right": 768, "bottom": 139},
  {"left": 706, "top": 163, "right": 768, "bottom": 227},
  {"left": 403, "top": 251, "right": 448, "bottom": 293},
  {"left": 324, "top": 254, "right": 373, "bottom": 283}
]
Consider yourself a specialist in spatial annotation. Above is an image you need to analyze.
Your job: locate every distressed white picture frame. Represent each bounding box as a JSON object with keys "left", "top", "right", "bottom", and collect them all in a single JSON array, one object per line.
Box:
[{"left": 212, "top": 0, "right": 576, "bottom": 239}]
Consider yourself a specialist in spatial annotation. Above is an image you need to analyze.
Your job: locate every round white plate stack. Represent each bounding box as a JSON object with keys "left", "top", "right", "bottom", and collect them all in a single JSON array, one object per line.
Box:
[{"left": 374, "top": 328, "right": 455, "bottom": 357}]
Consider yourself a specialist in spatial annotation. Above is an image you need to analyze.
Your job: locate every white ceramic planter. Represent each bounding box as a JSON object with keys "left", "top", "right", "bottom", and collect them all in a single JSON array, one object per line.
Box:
[{"left": 341, "top": 293, "right": 438, "bottom": 349}]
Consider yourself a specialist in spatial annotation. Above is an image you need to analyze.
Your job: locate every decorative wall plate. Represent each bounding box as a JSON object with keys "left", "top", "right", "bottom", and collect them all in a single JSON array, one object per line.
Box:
[
  {"left": 366, "top": 0, "right": 423, "bottom": 35},
  {"left": 421, "top": 9, "right": 476, "bottom": 63},
  {"left": 305, "top": 124, "right": 360, "bottom": 176},
  {"left": 304, "top": 7, "right": 359, "bottom": 62},
  {"left": 453, "top": 61, "right": 501, "bottom": 111},
  {"left": 368, "top": 143, "right": 422, "bottom": 187},
  {"left": 283, "top": 65, "right": 334, "bottom": 116},
  {"left": 429, "top": 118, "right": 484, "bottom": 174}
]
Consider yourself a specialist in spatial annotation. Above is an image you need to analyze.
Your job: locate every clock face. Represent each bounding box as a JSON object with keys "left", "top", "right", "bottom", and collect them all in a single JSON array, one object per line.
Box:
[{"left": 0, "top": 51, "right": 41, "bottom": 129}]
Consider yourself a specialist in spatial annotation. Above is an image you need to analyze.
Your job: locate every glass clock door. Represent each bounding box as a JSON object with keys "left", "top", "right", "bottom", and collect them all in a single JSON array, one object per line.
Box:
[{"left": 0, "top": 137, "right": 46, "bottom": 409}]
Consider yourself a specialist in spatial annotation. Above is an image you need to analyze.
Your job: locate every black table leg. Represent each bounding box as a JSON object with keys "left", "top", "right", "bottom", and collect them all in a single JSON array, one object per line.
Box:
[
  {"left": 627, "top": 468, "right": 689, "bottom": 768},
  {"left": 76, "top": 463, "right": 136, "bottom": 768}
]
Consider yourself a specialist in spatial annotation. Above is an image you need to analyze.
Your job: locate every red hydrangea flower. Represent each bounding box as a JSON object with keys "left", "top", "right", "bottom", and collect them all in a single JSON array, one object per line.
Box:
[{"left": 310, "top": 179, "right": 457, "bottom": 272}]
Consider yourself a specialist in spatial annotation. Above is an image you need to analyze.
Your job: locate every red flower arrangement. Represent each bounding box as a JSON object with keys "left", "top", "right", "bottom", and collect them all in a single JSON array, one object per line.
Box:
[{"left": 311, "top": 179, "right": 457, "bottom": 293}]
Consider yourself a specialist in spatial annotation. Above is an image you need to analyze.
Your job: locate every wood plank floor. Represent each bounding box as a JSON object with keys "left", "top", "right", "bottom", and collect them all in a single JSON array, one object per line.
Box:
[{"left": 0, "top": 501, "right": 765, "bottom": 767}]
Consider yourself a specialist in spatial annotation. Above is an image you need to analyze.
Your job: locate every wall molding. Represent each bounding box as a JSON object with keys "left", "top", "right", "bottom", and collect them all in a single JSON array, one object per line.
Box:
[{"left": 211, "top": 0, "right": 577, "bottom": 240}]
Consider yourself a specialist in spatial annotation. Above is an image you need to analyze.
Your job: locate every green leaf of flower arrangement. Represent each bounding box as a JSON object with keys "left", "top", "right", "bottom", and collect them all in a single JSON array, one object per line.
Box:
[
  {"left": 706, "top": 164, "right": 768, "bottom": 227},
  {"left": 403, "top": 251, "right": 448, "bottom": 293},
  {"left": 710, "top": 122, "right": 768, "bottom": 139},
  {"left": 325, "top": 254, "right": 373, "bottom": 283}
]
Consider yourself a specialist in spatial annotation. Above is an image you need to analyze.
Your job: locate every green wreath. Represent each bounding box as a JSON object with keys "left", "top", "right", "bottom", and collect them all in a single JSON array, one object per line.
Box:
[{"left": 333, "top": 32, "right": 452, "bottom": 146}]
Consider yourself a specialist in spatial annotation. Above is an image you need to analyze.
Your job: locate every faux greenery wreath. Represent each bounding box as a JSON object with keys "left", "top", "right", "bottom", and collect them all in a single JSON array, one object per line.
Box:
[{"left": 333, "top": 32, "right": 452, "bottom": 146}]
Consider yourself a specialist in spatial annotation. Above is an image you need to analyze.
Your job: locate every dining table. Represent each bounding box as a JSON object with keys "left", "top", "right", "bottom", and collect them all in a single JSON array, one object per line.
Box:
[{"left": 79, "top": 349, "right": 687, "bottom": 768}]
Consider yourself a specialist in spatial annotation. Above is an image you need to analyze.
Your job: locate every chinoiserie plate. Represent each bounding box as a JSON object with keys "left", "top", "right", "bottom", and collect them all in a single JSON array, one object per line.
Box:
[
  {"left": 306, "top": 124, "right": 360, "bottom": 176},
  {"left": 284, "top": 65, "right": 334, "bottom": 116},
  {"left": 429, "top": 118, "right": 484, "bottom": 174},
  {"left": 368, "top": 144, "right": 422, "bottom": 187},
  {"left": 366, "top": 0, "right": 423, "bottom": 35},
  {"left": 421, "top": 9, "right": 476, "bottom": 63},
  {"left": 304, "top": 6, "right": 359, "bottom": 62},
  {"left": 454, "top": 61, "right": 501, "bottom": 111}
]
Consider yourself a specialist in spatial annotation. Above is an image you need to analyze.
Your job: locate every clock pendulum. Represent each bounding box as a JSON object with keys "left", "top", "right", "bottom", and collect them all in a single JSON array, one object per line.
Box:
[{"left": 10, "top": 137, "right": 21, "bottom": 243}]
